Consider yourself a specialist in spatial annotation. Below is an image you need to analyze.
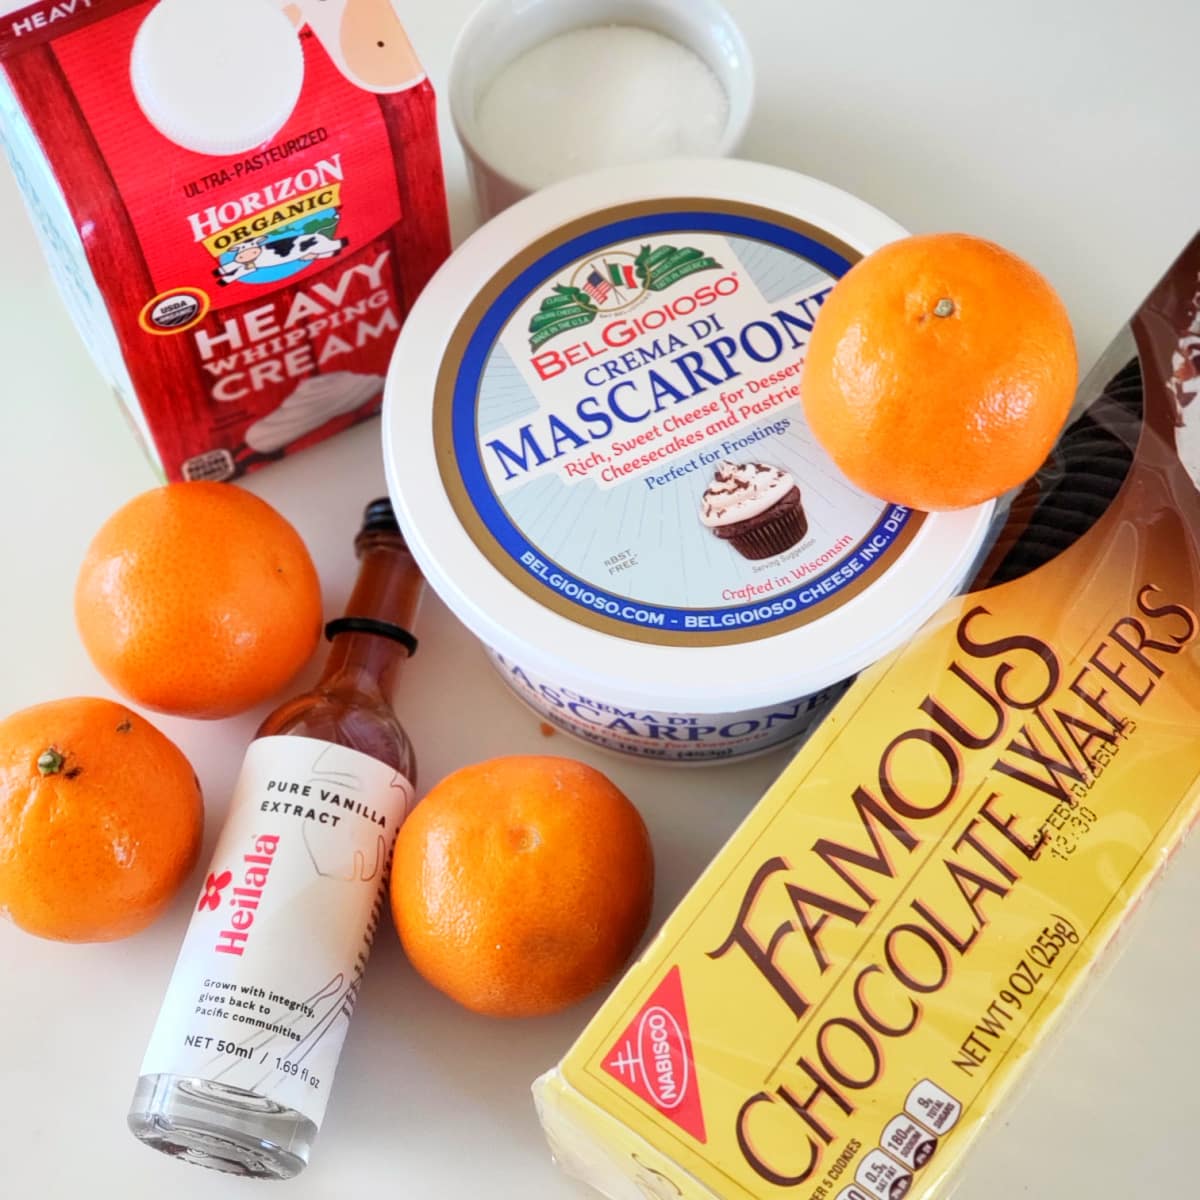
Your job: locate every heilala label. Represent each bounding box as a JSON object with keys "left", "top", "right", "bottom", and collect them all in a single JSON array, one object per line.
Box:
[{"left": 140, "top": 736, "right": 413, "bottom": 1127}]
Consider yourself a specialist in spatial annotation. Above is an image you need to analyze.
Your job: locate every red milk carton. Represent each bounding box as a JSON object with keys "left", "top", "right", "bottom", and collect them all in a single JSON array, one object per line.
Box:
[{"left": 0, "top": 0, "right": 449, "bottom": 480}]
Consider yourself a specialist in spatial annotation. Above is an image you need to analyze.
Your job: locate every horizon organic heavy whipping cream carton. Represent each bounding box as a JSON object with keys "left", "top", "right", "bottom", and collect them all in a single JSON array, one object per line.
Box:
[
  {"left": 533, "top": 235, "right": 1200, "bottom": 1199},
  {"left": 0, "top": 0, "right": 449, "bottom": 480}
]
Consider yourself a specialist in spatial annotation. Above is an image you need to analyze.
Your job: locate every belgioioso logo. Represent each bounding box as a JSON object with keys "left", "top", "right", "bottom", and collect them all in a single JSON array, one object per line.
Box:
[{"left": 528, "top": 244, "right": 721, "bottom": 349}]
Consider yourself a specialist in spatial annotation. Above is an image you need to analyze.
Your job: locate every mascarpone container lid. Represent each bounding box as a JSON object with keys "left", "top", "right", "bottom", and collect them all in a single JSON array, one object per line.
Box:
[{"left": 383, "top": 159, "right": 994, "bottom": 713}]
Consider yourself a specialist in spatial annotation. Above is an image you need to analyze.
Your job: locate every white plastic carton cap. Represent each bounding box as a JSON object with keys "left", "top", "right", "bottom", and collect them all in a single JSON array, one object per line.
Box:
[{"left": 131, "top": 0, "right": 305, "bottom": 156}]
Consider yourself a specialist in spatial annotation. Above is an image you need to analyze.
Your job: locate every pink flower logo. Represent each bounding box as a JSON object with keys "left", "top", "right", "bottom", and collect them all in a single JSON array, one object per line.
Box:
[{"left": 197, "top": 870, "right": 233, "bottom": 912}]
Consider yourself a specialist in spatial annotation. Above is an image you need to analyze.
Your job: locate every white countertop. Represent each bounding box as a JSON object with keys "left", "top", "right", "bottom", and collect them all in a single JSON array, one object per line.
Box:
[{"left": 1, "top": 1, "right": 1197, "bottom": 1196}]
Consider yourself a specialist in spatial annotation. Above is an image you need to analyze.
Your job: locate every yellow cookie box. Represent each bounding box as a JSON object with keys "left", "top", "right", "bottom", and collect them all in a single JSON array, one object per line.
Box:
[{"left": 534, "top": 239, "right": 1200, "bottom": 1200}]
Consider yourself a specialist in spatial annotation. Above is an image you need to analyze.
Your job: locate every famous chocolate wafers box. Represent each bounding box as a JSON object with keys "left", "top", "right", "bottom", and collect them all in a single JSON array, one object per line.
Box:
[
  {"left": 0, "top": 0, "right": 449, "bottom": 481},
  {"left": 534, "top": 236, "right": 1200, "bottom": 1200}
]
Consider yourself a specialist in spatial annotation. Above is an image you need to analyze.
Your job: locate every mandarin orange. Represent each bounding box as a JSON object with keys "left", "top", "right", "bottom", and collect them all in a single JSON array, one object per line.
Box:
[
  {"left": 75, "top": 483, "right": 322, "bottom": 719},
  {"left": 0, "top": 697, "right": 202, "bottom": 942},
  {"left": 802, "top": 232, "right": 1078, "bottom": 510},
  {"left": 390, "top": 755, "right": 654, "bottom": 1018}
]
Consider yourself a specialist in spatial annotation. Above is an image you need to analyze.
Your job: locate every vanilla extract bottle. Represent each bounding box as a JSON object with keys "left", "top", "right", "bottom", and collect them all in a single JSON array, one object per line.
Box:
[{"left": 129, "top": 499, "right": 423, "bottom": 1179}]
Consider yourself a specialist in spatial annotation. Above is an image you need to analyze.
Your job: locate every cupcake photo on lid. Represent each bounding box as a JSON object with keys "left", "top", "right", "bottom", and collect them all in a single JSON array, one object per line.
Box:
[{"left": 699, "top": 461, "right": 808, "bottom": 560}]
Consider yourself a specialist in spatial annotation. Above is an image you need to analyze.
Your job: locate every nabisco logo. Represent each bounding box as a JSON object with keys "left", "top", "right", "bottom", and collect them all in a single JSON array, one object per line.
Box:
[
  {"left": 196, "top": 834, "right": 280, "bottom": 957},
  {"left": 637, "top": 1007, "right": 688, "bottom": 1109},
  {"left": 602, "top": 966, "right": 706, "bottom": 1143}
]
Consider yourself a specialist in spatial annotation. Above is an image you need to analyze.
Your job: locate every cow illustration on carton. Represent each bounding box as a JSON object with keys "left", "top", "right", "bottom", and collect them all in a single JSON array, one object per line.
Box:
[{"left": 214, "top": 229, "right": 349, "bottom": 287}]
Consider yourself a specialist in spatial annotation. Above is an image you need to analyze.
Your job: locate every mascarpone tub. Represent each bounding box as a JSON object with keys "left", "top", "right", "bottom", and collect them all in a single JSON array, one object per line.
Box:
[{"left": 382, "top": 160, "right": 994, "bottom": 762}]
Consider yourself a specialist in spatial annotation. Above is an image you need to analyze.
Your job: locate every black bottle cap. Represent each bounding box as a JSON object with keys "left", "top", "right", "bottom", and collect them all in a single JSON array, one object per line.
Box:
[
  {"left": 331, "top": 497, "right": 418, "bottom": 653},
  {"left": 361, "top": 497, "right": 401, "bottom": 535}
]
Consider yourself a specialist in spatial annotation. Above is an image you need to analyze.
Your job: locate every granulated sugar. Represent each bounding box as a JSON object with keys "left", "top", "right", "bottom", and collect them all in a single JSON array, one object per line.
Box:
[{"left": 475, "top": 26, "right": 728, "bottom": 188}]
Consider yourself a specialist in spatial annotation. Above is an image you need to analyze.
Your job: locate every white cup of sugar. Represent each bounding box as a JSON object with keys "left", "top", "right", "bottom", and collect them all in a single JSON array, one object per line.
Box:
[{"left": 449, "top": 0, "right": 754, "bottom": 221}]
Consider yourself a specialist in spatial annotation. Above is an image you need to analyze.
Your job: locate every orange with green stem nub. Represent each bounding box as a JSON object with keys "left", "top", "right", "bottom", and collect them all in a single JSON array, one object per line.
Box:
[
  {"left": 0, "top": 696, "right": 203, "bottom": 942},
  {"left": 802, "top": 232, "right": 1079, "bottom": 511}
]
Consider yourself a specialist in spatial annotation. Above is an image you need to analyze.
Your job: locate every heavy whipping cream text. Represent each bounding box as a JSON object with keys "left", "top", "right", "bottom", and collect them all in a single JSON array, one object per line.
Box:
[
  {"left": 6, "top": 4, "right": 96, "bottom": 41},
  {"left": 196, "top": 250, "right": 398, "bottom": 402}
]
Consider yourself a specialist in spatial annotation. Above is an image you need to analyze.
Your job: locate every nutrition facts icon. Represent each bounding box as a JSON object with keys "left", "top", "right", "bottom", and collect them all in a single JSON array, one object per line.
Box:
[
  {"left": 854, "top": 1148, "right": 913, "bottom": 1199},
  {"left": 880, "top": 1114, "right": 937, "bottom": 1170},
  {"left": 182, "top": 449, "right": 235, "bottom": 483},
  {"left": 905, "top": 1079, "right": 962, "bottom": 1136}
]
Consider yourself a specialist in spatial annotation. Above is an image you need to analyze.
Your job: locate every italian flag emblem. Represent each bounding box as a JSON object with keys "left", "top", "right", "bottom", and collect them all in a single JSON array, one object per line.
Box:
[{"left": 607, "top": 261, "right": 639, "bottom": 288}]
